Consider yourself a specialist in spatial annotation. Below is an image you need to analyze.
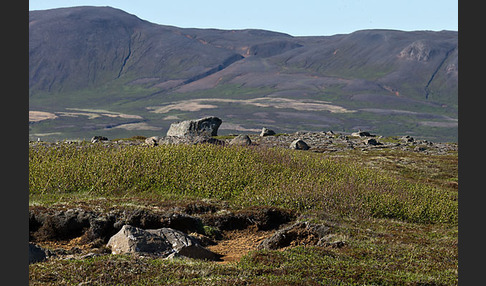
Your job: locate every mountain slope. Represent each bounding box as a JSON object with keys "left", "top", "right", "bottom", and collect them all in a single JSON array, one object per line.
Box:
[{"left": 29, "top": 6, "right": 458, "bottom": 142}]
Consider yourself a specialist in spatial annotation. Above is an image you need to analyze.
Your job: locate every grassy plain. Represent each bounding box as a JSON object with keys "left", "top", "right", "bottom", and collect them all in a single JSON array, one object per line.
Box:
[{"left": 29, "top": 141, "right": 458, "bottom": 285}]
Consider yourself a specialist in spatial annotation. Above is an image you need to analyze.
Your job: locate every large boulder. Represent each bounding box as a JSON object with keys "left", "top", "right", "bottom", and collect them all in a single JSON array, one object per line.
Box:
[
  {"left": 107, "top": 225, "right": 220, "bottom": 261},
  {"left": 107, "top": 225, "right": 172, "bottom": 256},
  {"left": 166, "top": 116, "right": 222, "bottom": 137}
]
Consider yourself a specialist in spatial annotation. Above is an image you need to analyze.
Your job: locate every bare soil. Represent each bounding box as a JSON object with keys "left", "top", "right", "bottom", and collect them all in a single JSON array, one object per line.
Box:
[{"left": 206, "top": 227, "right": 274, "bottom": 264}]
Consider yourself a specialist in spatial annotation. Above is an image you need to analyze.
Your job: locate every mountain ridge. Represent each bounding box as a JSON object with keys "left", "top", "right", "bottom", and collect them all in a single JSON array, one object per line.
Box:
[{"left": 29, "top": 6, "right": 458, "bottom": 142}]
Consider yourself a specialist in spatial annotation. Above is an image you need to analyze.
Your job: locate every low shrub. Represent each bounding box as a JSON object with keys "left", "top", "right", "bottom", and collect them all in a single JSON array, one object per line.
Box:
[{"left": 29, "top": 143, "right": 457, "bottom": 224}]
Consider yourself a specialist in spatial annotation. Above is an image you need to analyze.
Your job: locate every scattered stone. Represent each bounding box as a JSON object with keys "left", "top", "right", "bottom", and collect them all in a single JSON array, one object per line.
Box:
[
  {"left": 400, "top": 135, "right": 414, "bottom": 142},
  {"left": 289, "top": 139, "right": 310, "bottom": 150},
  {"left": 79, "top": 252, "right": 101, "bottom": 260},
  {"left": 258, "top": 221, "right": 331, "bottom": 250},
  {"left": 144, "top": 136, "right": 160, "bottom": 146},
  {"left": 260, "top": 127, "right": 276, "bottom": 137},
  {"left": 166, "top": 116, "right": 222, "bottom": 137},
  {"left": 107, "top": 225, "right": 220, "bottom": 260},
  {"left": 320, "top": 240, "right": 346, "bottom": 248},
  {"left": 91, "top": 136, "right": 108, "bottom": 143},
  {"left": 229, "top": 134, "right": 252, "bottom": 146},
  {"left": 316, "top": 233, "right": 347, "bottom": 248},
  {"left": 414, "top": 146, "right": 427, "bottom": 152},
  {"left": 351, "top": 131, "right": 374, "bottom": 137},
  {"left": 363, "top": 138, "right": 382, "bottom": 146},
  {"left": 29, "top": 243, "right": 47, "bottom": 264}
]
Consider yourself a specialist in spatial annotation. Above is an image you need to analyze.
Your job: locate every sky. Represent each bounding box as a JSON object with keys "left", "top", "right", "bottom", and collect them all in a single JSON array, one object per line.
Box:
[{"left": 28, "top": 0, "right": 458, "bottom": 36}]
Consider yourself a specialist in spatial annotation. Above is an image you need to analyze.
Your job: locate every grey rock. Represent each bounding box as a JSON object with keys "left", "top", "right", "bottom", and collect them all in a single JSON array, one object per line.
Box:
[
  {"left": 258, "top": 221, "right": 331, "bottom": 250},
  {"left": 91, "top": 136, "right": 108, "bottom": 143},
  {"left": 147, "top": 228, "right": 220, "bottom": 260},
  {"left": 400, "top": 135, "right": 414, "bottom": 143},
  {"left": 107, "top": 225, "right": 172, "bottom": 256},
  {"left": 229, "top": 134, "right": 252, "bottom": 146},
  {"left": 351, "top": 131, "right": 374, "bottom": 137},
  {"left": 414, "top": 146, "right": 427, "bottom": 152},
  {"left": 144, "top": 136, "right": 160, "bottom": 146},
  {"left": 289, "top": 139, "right": 309, "bottom": 150},
  {"left": 260, "top": 127, "right": 276, "bottom": 137},
  {"left": 167, "top": 116, "right": 222, "bottom": 137},
  {"left": 107, "top": 225, "right": 220, "bottom": 261},
  {"left": 29, "top": 243, "right": 47, "bottom": 264},
  {"left": 364, "top": 138, "right": 382, "bottom": 146}
]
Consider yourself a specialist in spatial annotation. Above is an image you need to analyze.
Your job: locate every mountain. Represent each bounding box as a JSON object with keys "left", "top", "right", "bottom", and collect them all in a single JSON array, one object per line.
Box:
[{"left": 29, "top": 6, "right": 458, "bottom": 142}]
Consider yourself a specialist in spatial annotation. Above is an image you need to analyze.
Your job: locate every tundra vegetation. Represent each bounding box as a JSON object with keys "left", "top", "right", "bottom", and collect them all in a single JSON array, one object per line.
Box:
[{"left": 29, "top": 138, "right": 458, "bottom": 285}]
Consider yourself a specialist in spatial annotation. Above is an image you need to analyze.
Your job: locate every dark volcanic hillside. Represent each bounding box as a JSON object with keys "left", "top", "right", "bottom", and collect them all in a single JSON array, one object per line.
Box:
[
  {"left": 29, "top": 6, "right": 245, "bottom": 92},
  {"left": 29, "top": 6, "right": 458, "bottom": 142}
]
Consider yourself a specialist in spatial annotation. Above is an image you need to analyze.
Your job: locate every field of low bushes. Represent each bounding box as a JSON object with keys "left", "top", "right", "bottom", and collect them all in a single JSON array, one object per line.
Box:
[
  {"left": 29, "top": 141, "right": 458, "bottom": 285},
  {"left": 29, "top": 143, "right": 457, "bottom": 224}
]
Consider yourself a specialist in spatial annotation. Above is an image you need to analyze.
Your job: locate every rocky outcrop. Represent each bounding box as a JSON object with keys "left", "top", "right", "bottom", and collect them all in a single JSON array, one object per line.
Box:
[
  {"left": 400, "top": 40, "right": 433, "bottom": 62},
  {"left": 107, "top": 225, "right": 221, "bottom": 260},
  {"left": 166, "top": 117, "right": 222, "bottom": 137}
]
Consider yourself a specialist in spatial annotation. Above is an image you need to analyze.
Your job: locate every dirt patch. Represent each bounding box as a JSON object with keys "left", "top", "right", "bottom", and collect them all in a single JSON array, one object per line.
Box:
[{"left": 206, "top": 227, "right": 274, "bottom": 264}]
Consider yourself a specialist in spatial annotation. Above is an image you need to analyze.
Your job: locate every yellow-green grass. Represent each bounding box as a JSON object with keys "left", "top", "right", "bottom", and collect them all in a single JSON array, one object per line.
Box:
[{"left": 29, "top": 143, "right": 457, "bottom": 224}]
